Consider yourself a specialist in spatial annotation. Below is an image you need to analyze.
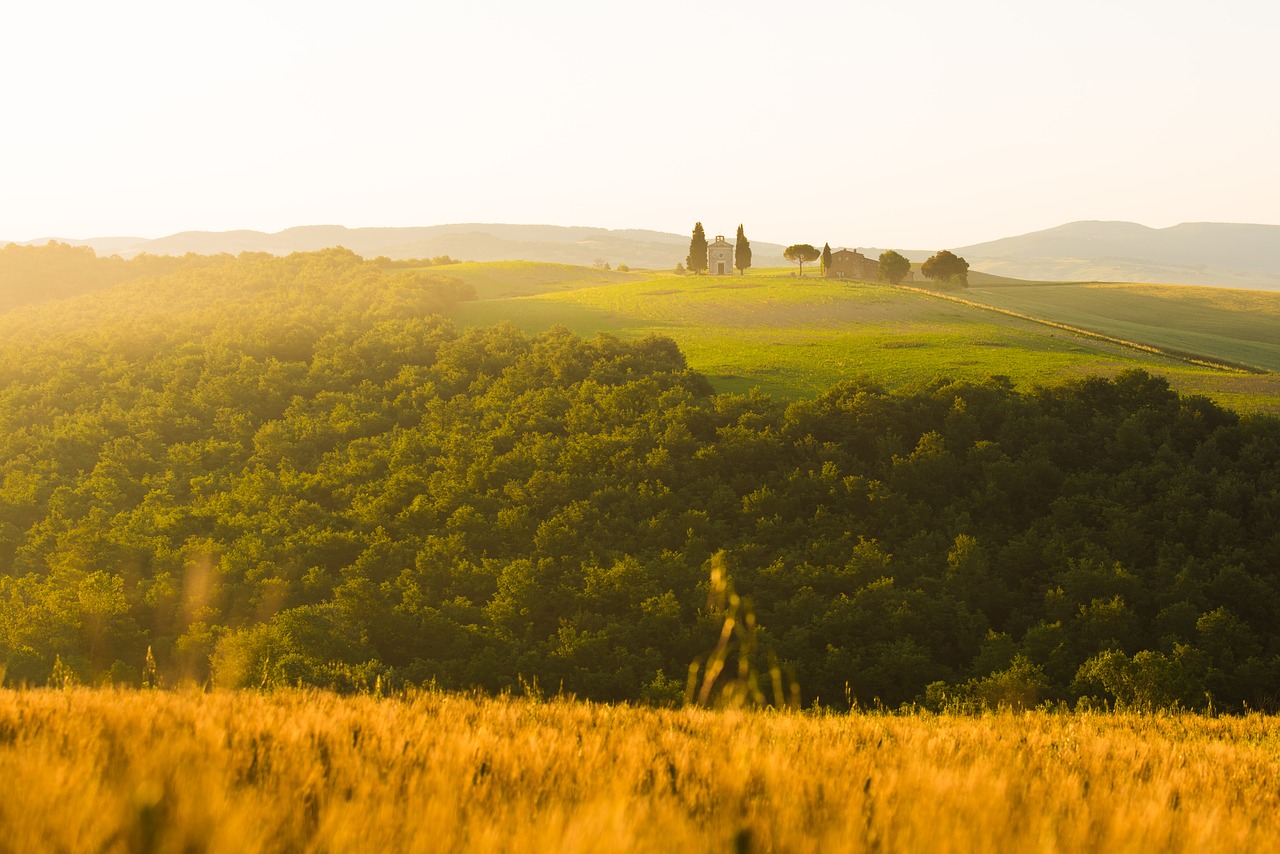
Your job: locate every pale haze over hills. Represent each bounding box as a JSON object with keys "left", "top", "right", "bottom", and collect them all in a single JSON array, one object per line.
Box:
[
  {"left": 3, "top": 4, "right": 1277, "bottom": 255},
  {"left": 6, "top": 225, "right": 792, "bottom": 271},
  {"left": 956, "top": 221, "right": 1280, "bottom": 290},
  {"left": 8, "top": 221, "right": 1280, "bottom": 290}
]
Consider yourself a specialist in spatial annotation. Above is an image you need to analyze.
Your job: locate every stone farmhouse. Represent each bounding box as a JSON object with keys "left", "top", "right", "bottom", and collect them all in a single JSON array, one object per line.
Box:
[
  {"left": 826, "top": 248, "right": 876, "bottom": 279},
  {"left": 826, "top": 248, "right": 914, "bottom": 282}
]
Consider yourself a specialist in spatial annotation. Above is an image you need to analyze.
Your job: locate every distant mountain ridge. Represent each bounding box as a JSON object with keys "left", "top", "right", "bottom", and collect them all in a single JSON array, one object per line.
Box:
[
  {"left": 5, "top": 224, "right": 792, "bottom": 271},
  {"left": 956, "top": 221, "right": 1280, "bottom": 290},
  {"left": 7, "top": 220, "right": 1279, "bottom": 289}
]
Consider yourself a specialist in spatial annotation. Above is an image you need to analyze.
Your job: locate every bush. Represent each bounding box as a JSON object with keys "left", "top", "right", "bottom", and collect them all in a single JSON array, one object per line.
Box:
[{"left": 968, "top": 655, "right": 1049, "bottom": 710}]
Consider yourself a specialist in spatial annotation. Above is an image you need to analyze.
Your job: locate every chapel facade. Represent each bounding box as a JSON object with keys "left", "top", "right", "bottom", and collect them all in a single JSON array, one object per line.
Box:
[{"left": 707, "top": 235, "right": 734, "bottom": 276}]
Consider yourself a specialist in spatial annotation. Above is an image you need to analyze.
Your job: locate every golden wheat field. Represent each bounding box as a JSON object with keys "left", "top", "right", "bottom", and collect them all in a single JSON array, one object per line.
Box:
[{"left": 1, "top": 689, "right": 1278, "bottom": 853}]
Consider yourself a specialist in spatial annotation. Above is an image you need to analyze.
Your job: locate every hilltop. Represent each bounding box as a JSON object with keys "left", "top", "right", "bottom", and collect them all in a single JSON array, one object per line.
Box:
[{"left": 445, "top": 262, "right": 1280, "bottom": 413}]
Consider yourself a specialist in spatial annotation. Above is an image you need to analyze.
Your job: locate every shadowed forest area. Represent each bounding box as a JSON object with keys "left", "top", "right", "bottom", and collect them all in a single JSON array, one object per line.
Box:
[{"left": 2, "top": 246, "right": 1280, "bottom": 711}]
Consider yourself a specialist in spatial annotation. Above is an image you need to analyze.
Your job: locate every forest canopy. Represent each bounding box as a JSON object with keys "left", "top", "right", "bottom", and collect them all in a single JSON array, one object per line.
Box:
[{"left": 2, "top": 246, "right": 1279, "bottom": 711}]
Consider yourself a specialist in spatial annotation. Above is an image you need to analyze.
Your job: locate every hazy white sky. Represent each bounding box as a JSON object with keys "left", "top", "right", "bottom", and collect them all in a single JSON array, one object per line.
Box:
[{"left": 2, "top": 0, "right": 1277, "bottom": 249}]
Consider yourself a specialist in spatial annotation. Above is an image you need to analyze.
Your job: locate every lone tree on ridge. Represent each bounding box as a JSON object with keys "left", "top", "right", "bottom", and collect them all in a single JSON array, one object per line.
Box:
[
  {"left": 734, "top": 224, "right": 752, "bottom": 275},
  {"left": 783, "top": 244, "right": 821, "bottom": 277},
  {"left": 878, "top": 250, "right": 912, "bottom": 284},
  {"left": 921, "top": 250, "right": 969, "bottom": 287},
  {"left": 686, "top": 223, "right": 709, "bottom": 275},
  {"left": 820, "top": 243, "right": 832, "bottom": 276}
]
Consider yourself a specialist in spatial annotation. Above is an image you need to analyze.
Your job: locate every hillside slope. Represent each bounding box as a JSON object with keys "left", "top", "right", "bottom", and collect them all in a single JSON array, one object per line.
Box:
[
  {"left": 958, "top": 221, "right": 1280, "bottom": 289},
  {"left": 449, "top": 267, "right": 1280, "bottom": 412},
  {"left": 963, "top": 281, "right": 1280, "bottom": 373},
  {"left": 4, "top": 253, "right": 1280, "bottom": 712}
]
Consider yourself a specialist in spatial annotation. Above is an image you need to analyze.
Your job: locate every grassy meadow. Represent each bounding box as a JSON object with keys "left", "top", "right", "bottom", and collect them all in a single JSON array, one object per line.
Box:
[
  {"left": 431, "top": 260, "right": 647, "bottom": 300},
  {"left": 443, "top": 264, "right": 1280, "bottom": 412},
  {"left": 963, "top": 280, "right": 1280, "bottom": 373},
  {"left": 4, "top": 688, "right": 1280, "bottom": 853}
]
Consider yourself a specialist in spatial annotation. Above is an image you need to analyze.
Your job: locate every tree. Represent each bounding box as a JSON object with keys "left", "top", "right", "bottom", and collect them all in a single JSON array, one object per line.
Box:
[
  {"left": 878, "top": 250, "right": 911, "bottom": 284},
  {"left": 921, "top": 250, "right": 969, "bottom": 287},
  {"left": 734, "top": 225, "right": 752, "bottom": 275},
  {"left": 783, "top": 244, "right": 820, "bottom": 277},
  {"left": 820, "top": 243, "right": 832, "bottom": 277},
  {"left": 686, "top": 223, "right": 708, "bottom": 275}
]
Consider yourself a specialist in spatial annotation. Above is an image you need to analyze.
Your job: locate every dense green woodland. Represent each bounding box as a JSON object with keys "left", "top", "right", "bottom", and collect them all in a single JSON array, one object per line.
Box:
[{"left": 2, "top": 246, "right": 1280, "bottom": 710}]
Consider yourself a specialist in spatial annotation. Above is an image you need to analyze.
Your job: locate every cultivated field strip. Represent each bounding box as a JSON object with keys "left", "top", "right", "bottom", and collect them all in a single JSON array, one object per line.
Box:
[
  {"left": 902, "top": 287, "right": 1265, "bottom": 374},
  {"left": 2, "top": 689, "right": 1279, "bottom": 853},
  {"left": 963, "top": 282, "right": 1280, "bottom": 373}
]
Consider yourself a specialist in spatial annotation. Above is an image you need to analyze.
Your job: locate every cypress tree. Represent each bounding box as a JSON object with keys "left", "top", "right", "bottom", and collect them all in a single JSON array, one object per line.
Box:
[
  {"left": 821, "top": 242, "right": 832, "bottom": 277},
  {"left": 686, "top": 222, "right": 708, "bottom": 274},
  {"left": 734, "top": 224, "right": 752, "bottom": 275}
]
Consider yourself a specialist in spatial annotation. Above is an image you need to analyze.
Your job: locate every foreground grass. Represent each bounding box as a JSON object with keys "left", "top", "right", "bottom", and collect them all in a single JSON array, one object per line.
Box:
[{"left": 3, "top": 689, "right": 1279, "bottom": 852}]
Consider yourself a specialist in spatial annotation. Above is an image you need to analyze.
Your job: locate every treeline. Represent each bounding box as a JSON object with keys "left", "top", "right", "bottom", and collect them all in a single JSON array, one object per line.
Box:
[
  {"left": 371, "top": 255, "right": 462, "bottom": 269},
  {"left": 0, "top": 241, "right": 228, "bottom": 313},
  {"left": 2, "top": 249, "right": 1280, "bottom": 710},
  {"left": 0, "top": 241, "right": 465, "bottom": 315}
]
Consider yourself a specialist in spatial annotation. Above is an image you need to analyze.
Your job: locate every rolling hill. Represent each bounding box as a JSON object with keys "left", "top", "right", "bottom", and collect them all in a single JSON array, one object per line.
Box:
[
  {"left": 957, "top": 221, "right": 1280, "bottom": 290},
  {"left": 441, "top": 263, "right": 1280, "bottom": 413},
  {"left": 5, "top": 224, "right": 793, "bottom": 271},
  {"left": 5, "top": 249, "right": 1280, "bottom": 721},
  {"left": 10, "top": 219, "right": 1279, "bottom": 290},
  {"left": 962, "top": 280, "right": 1280, "bottom": 374}
]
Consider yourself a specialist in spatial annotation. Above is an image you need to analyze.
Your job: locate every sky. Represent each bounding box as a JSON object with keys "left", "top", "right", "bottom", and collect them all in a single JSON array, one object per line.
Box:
[{"left": 2, "top": 0, "right": 1278, "bottom": 250}]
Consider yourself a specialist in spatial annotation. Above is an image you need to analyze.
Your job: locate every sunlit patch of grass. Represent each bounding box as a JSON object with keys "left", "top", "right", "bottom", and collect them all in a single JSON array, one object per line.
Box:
[
  {"left": 445, "top": 264, "right": 1280, "bottom": 413},
  {"left": 425, "top": 260, "right": 646, "bottom": 300},
  {"left": 3, "top": 688, "right": 1280, "bottom": 853},
  {"left": 965, "top": 282, "right": 1280, "bottom": 373}
]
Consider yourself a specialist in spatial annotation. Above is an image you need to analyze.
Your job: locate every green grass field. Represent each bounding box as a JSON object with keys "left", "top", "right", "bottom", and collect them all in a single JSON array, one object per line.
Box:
[
  {"left": 428, "top": 260, "right": 647, "bottom": 300},
  {"left": 963, "top": 281, "right": 1280, "bottom": 373},
  {"left": 444, "top": 264, "right": 1280, "bottom": 412}
]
